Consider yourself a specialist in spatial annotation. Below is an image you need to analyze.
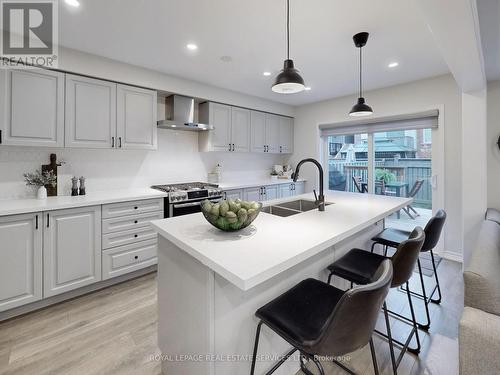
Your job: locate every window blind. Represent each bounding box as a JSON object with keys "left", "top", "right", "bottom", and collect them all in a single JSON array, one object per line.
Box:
[{"left": 319, "top": 109, "right": 439, "bottom": 137}]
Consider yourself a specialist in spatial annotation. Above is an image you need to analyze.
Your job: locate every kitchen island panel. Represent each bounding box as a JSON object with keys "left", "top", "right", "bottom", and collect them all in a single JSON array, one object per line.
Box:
[{"left": 158, "top": 222, "right": 381, "bottom": 375}]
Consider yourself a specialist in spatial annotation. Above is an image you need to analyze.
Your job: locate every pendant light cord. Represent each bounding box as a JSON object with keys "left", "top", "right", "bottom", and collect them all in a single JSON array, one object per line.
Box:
[
  {"left": 286, "top": 0, "right": 290, "bottom": 60},
  {"left": 359, "top": 47, "right": 362, "bottom": 98}
]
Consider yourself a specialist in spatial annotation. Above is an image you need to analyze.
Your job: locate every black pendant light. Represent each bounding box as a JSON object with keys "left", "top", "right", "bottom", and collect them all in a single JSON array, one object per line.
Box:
[
  {"left": 272, "top": 0, "right": 305, "bottom": 94},
  {"left": 349, "top": 32, "right": 373, "bottom": 117}
]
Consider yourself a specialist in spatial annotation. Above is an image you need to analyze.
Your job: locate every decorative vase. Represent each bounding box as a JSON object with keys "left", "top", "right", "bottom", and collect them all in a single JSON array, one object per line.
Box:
[{"left": 37, "top": 186, "right": 47, "bottom": 199}]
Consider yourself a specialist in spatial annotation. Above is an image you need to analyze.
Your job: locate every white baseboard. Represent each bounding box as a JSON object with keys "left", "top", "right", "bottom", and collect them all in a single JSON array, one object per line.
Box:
[{"left": 439, "top": 250, "right": 463, "bottom": 263}]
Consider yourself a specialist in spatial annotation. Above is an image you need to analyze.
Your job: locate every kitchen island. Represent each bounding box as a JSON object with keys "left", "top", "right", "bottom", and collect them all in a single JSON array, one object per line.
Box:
[{"left": 150, "top": 191, "right": 411, "bottom": 375}]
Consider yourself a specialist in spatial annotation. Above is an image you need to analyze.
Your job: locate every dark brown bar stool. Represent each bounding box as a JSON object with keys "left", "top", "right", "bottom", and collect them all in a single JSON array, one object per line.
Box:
[
  {"left": 370, "top": 209, "right": 446, "bottom": 330},
  {"left": 326, "top": 227, "right": 425, "bottom": 374},
  {"left": 250, "top": 260, "right": 393, "bottom": 375}
]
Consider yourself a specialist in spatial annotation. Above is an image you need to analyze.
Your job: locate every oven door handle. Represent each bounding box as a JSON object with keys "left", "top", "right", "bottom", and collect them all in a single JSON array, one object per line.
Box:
[
  {"left": 172, "top": 201, "right": 203, "bottom": 208},
  {"left": 172, "top": 199, "right": 220, "bottom": 209}
]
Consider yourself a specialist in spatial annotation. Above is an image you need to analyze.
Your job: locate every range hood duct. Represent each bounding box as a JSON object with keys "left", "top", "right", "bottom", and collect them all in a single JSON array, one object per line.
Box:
[{"left": 157, "top": 95, "right": 214, "bottom": 131}]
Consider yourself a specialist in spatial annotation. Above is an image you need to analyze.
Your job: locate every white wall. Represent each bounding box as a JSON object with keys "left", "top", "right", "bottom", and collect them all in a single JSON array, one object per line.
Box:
[
  {"left": 0, "top": 49, "right": 292, "bottom": 199},
  {"left": 291, "top": 74, "right": 463, "bottom": 259},
  {"left": 487, "top": 80, "right": 500, "bottom": 209},
  {"left": 462, "top": 89, "right": 487, "bottom": 266}
]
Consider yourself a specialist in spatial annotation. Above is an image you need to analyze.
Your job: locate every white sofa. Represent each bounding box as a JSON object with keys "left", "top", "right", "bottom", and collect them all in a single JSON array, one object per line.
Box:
[{"left": 459, "top": 208, "right": 500, "bottom": 374}]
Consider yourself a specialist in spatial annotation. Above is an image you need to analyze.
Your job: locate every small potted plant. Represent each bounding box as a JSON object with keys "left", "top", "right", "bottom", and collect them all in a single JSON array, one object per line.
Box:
[
  {"left": 23, "top": 170, "right": 57, "bottom": 199},
  {"left": 270, "top": 170, "right": 279, "bottom": 180}
]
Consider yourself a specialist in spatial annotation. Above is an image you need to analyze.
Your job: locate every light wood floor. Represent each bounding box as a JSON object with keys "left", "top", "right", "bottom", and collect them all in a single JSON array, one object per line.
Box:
[{"left": 0, "top": 260, "right": 462, "bottom": 375}]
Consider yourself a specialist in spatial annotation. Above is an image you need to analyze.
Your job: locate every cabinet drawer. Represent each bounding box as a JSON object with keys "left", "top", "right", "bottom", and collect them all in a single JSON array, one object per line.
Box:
[
  {"left": 102, "top": 226, "right": 157, "bottom": 249},
  {"left": 102, "top": 239, "right": 157, "bottom": 280},
  {"left": 102, "top": 199, "right": 163, "bottom": 219},
  {"left": 102, "top": 211, "right": 163, "bottom": 234}
]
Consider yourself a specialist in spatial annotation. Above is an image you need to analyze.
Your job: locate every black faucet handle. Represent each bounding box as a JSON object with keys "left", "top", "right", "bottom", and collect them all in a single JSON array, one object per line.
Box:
[{"left": 313, "top": 189, "right": 318, "bottom": 201}]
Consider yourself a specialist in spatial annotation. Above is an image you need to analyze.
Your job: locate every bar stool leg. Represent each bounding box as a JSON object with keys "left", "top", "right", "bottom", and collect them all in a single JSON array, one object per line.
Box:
[
  {"left": 383, "top": 302, "right": 397, "bottom": 375},
  {"left": 369, "top": 338, "right": 380, "bottom": 375},
  {"left": 430, "top": 250, "right": 442, "bottom": 304},
  {"left": 405, "top": 282, "right": 421, "bottom": 354},
  {"left": 250, "top": 321, "right": 263, "bottom": 375},
  {"left": 416, "top": 260, "right": 431, "bottom": 331}
]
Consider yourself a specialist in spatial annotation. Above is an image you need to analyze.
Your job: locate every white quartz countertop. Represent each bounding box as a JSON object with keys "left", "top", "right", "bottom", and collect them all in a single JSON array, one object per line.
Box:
[
  {"left": 0, "top": 188, "right": 167, "bottom": 216},
  {"left": 151, "top": 191, "right": 412, "bottom": 291},
  {"left": 218, "top": 178, "right": 306, "bottom": 190}
]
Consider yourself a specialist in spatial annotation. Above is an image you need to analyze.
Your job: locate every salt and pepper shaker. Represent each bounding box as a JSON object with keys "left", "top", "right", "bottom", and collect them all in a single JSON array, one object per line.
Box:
[
  {"left": 79, "top": 176, "right": 86, "bottom": 195},
  {"left": 71, "top": 177, "right": 79, "bottom": 196}
]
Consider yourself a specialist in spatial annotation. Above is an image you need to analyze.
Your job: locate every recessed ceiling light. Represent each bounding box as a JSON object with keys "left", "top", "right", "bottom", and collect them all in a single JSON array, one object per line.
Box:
[
  {"left": 388, "top": 62, "right": 399, "bottom": 68},
  {"left": 65, "top": 0, "right": 80, "bottom": 7},
  {"left": 304, "top": 86, "right": 311, "bottom": 91},
  {"left": 263, "top": 71, "right": 272, "bottom": 76},
  {"left": 186, "top": 43, "right": 198, "bottom": 51}
]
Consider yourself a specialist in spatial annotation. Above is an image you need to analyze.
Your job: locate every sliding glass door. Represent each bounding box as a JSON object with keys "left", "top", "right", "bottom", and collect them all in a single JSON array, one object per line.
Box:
[
  {"left": 372, "top": 129, "right": 433, "bottom": 231},
  {"left": 325, "top": 126, "right": 435, "bottom": 231},
  {"left": 327, "top": 133, "right": 368, "bottom": 194}
]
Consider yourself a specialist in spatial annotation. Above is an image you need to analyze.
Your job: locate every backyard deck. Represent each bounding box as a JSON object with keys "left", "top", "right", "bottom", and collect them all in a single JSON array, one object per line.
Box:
[{"left": 385, "top": 207, "right": 432, "bottom": 232}]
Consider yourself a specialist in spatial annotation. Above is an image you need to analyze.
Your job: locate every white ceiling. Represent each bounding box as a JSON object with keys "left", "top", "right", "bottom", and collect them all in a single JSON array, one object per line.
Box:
[{"left": 59, "top": 0, "right": 450, "bottom": 106}]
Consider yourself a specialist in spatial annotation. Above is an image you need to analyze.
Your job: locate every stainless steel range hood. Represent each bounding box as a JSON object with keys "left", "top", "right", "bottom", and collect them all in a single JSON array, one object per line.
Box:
[{"left": 157, "top": 95, "right": 214, "bottom": 131}]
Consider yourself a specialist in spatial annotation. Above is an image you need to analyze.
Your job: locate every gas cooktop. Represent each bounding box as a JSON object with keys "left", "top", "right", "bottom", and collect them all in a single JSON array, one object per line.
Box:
[{"left": 151, "top": 182, "right": 223, "bottom": 202}]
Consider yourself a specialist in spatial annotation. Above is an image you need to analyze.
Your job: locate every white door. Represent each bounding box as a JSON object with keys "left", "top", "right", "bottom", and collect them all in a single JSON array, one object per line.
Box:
[
  {"left": 116, "top": 85, "right": 157, "bottom": 150},
  {"left": 250, "top": 111, "right": 266, "bottom": 153},
  {"left": 279, "top": 116, "right": 294, "bottom": 153},
  {"left": 65, "top": 74, "right": 117, "bottom": 149},
  {"left": 265, "top": 114, "right": 281, "bottom": 154},
  {"left": 224, "top": 189, "right": 243, "bottom": 201},
  {"left": 244, "top": 187, "right": 263, "bottom": 202},
  {"left": 264, "top": 185, "right": 279, "bottom": 201},
  {"left": 0, "top": 213, "right": 42, "bottom": 312},
  {"left": 280, "top": 184, "right": 292, "bottom": 198},
  {"left": 43, "top": 206, "right": 102, "bottom": 297},
  {"left": 231, "top": 107, "right": 250, "bottom": 152},
  {"left": 209, "top": 103, "right": 232, "bottom": 151},
  {"left": 0, "top": 69, "right": 64, "bottom": 147}
]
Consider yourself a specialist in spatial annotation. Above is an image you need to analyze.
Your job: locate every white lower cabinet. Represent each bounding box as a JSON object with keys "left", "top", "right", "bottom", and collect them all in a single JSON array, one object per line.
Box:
[
  {"left": 244, "top": 187, "right": 263, "bottom": 202},
  {"left": 0, "top": 213, "right": 42, "bottom": 312},
  {"left": 280, "top": 183, "right": 294, "bottom": 198},
  {"left": 102, "top": 239, "right": 158, "bottom": 280},
  {"left": 224, "top": 189, "right": 243, "bottom": 201},
  {"left": 294, "top": 181, "right": 305, "bottom": 195},
  {"left": 43, "top": 206, "right": 102, "bottom": 297},
  {"left": 263, "top": 185, "right": 279, "bottom": 201}
]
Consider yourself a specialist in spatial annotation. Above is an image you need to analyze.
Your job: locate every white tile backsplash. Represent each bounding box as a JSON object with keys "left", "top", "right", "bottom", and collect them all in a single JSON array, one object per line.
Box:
[{"left": 0, "top": 130, "right": 286, "bottom": 199}]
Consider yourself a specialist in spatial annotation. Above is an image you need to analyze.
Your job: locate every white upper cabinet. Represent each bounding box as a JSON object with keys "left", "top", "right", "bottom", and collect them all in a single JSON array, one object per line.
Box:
[
  {"left": 199, "top": 102, "right": 232, "bottom": 152},
  {"left": 265, "top": 114, "right": 281, "bottom": 153},
  {"left": 279, "top": 116, "right": 294, "bottom": 153},
  {"left": 250, "top": 111, "right": 266, "bottom": 153},
  {"left": 65, "top": 74, "right": 117, "bottom": 149},
  {"left": 0, "top": 69, "right": 64, "bottom": 147},
  {"left": 43, "top": 206, "right": 102, "bottom": 297},
  {"left": 0, "top": 213, "right": 42, "bottom": 312},
  {"left": 231, "top": 107, "right": 250, "bottom": 152},
  {"left": 116, "top": 84, "right": 157, "bottom": 150}
]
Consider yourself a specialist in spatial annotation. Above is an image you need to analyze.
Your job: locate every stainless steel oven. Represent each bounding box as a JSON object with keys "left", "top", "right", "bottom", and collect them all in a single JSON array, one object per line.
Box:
[{"left": 151, "top": 182, "right": 224, "bottom": 218}]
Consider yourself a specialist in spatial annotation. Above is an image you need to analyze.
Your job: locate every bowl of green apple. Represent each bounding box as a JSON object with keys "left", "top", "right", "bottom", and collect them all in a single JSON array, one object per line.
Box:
[{"left": 201, "top": 199, "right": 262, "bottom": 231}]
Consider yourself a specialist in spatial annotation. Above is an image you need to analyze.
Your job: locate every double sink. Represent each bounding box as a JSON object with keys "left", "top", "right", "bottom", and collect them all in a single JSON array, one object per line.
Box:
[{"left": 262, "top": 199, "right": 332, "bottom": 217}]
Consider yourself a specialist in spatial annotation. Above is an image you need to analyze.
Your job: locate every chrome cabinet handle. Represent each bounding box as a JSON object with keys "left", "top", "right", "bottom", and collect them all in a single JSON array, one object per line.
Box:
[
  {"left": 232, "top": 143, "right": 235, "bottom": 152},
  {"left": 112, "top": 137, "right": 115, "bottom": 148},
  {"left": 46, "top": 213, "right": 50, "bottom": 228},
  {"left": 119, "top": 137, "right": 122, "bottom": 148},
  {"left": 35, "top": 215, "right": 38, "bottom": 230},
  {"left": 229, "top": 143, "right": 232, "bottom": 151}
]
